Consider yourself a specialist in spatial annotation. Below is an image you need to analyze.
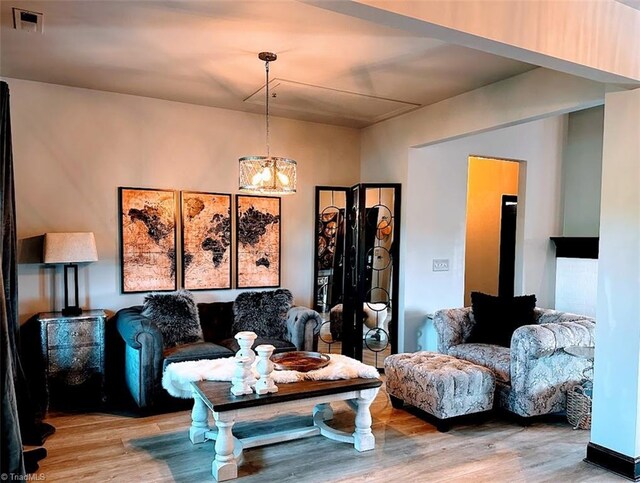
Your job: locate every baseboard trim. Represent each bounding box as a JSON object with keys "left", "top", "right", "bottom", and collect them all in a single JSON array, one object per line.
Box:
[{"left": 585, "top": 442, "right": 640, "bottom": 481}]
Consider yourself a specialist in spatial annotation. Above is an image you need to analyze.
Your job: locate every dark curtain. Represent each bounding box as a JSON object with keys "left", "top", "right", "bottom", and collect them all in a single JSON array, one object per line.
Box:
[
  {"left": 1, "top": 81, "right": 52, "bottom": 477},
  {"left": 0, "top": 81, "right": 25, "bottom": 476}
]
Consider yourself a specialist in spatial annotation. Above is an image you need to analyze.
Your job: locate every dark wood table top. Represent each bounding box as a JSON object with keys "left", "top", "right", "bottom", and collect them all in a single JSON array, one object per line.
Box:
[{"left": 193, "top": 377, "right": 382, "bottom": 412}]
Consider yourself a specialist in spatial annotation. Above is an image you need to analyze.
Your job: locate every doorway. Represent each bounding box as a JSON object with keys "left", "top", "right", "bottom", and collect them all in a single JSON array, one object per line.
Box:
[
  {"left": 464, "top": 156, "right": 520, "bottom": 305},
  {"left": 498, "top": 194, "right": 518, "bottom": 297}
]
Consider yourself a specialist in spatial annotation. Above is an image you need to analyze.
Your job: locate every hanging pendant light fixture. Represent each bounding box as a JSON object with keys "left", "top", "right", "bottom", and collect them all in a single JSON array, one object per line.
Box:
[{"left": 239, "top": 52, "right": 297, "bottom": 195}]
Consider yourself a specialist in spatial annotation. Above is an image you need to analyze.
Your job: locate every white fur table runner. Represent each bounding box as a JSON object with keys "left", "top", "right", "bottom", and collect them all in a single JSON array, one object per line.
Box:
[{"left": 163, "top": 354, "right": 380, "bottom": 399}]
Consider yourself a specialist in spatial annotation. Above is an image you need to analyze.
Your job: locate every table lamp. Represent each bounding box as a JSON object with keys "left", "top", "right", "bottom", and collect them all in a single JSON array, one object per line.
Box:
[{"left": 43, "top": 232, "right": 98, "bottom": 316}]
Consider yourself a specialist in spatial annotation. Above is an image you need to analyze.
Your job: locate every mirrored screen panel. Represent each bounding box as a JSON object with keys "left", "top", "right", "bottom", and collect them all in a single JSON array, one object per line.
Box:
[{"left": 315, "top": 184, "right": 400, "bottom": 370}]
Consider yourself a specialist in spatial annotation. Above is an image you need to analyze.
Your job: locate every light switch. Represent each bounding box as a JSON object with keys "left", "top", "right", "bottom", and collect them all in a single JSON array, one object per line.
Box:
[{"left": 433, "top": 259, "right": 449, "bottom": 272}]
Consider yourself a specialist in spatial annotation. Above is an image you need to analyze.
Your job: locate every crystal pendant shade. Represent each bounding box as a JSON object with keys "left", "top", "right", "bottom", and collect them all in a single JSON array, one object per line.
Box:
[{"left": 239, "top": 156, "right": 297, "bottom": 195}]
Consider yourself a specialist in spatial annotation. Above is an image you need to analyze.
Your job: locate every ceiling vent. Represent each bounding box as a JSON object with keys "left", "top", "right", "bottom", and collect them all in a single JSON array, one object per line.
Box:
[{"left": 12, "top": 8, "right": 43, "bottom": 34}]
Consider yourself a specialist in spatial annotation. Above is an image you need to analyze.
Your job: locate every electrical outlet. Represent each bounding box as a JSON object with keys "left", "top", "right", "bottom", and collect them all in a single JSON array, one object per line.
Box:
[{"left": 433, "top": 259, "right": 449, "bottom": 272}]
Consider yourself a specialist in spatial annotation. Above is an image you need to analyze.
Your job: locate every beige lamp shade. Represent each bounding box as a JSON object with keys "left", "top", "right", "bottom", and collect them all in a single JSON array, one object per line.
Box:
[{"left": 43, "top": 232, "right": 98, "bottom": 264}]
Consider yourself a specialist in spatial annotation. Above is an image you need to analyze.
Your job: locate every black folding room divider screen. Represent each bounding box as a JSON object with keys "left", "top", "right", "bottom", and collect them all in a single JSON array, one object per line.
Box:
[{"left": 313, "top": 183, "right": 401, "bottom": 371}]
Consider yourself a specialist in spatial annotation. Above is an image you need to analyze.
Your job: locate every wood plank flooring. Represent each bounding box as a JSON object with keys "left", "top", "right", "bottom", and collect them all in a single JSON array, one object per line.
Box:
[
  {"left": 317, "top": 339, "right": 392, "bottom": 370},
  {"left": 34, "top": 382, "right": 622, "bottom": 482}
]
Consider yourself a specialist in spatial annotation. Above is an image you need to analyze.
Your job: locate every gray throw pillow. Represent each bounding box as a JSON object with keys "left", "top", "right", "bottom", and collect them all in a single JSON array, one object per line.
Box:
[
  {"left": 232, "top": 289, "right": 293, "bottom": 339},
  {"left": 142, "top": 290, "right": 204, "bottom": 349}
]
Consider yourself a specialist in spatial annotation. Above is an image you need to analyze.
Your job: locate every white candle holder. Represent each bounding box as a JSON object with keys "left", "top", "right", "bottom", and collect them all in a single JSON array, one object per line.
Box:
[
  {"left": 230, "top": 356, "right": 253, "bottom": 396},
  {"left": 234, "top": 331, "right": 258, "bottom": 387},
  {"left": 254, "top": 344, "right": 278, "bottom": 395},
  {"left": 235, "top": 331, "right": 257, "bottom": 361}
]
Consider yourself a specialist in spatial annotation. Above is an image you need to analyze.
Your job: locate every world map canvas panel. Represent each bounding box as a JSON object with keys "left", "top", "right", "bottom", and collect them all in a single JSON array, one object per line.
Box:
[
  {"left": 119, "top": 187, "right": 177, "bottom": 293},
  {"left": 236, "top": 195, "right": 281, "bottom": 288},
  {"left": 181, "top": 191, "right": 232, "bottom": 290}
]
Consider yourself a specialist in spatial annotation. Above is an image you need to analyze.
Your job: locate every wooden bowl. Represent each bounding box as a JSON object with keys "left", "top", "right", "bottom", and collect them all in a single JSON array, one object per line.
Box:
[{"left": 271, "top": 351, "right": 330, "bottom": 372}]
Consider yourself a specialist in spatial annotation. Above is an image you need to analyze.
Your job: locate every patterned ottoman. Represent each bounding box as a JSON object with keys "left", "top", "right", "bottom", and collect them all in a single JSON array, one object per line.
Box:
[{"left": 384, "top": 352, "right": 495, "bottom": 431}]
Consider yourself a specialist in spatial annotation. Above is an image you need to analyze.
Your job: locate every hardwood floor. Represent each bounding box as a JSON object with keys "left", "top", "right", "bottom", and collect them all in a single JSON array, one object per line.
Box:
[
  {"left": 35, "top": 383, "right": 622, "bottom": 482},
  {"left": 317, "top": 339, "right": 392, "bottom": 370}
]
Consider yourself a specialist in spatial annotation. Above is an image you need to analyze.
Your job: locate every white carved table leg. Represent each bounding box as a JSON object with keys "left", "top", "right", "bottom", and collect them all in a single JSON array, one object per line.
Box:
[
  {"left": 313, "top": 403, "right": 334, "bottom": 421},
  {"left": 353, "top": 388, "right": 377, "bottom": 452},
  {"left": 190, "top": 392, "right": 210, "bottom": 444},
  {"left": 212, "top": 410, "right": 238, "bottom": 481}
]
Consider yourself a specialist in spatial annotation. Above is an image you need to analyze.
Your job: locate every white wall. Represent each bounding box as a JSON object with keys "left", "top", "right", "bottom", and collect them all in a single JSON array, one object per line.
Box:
[
  {"left": 555, "top": 258, "right": 598, "bottom": 317},
  {"left": 9, "top": 69, "right": 607, "bottom": 352},
  {"left": 360, "top": 68, "right": 603, "bottom": 351},
  {"left": 7, "top": 78, "right": 360, "bottom": 321},
  {"left": 404, "top": 117, "right": 566, "bottom": 351},
  {"left": 591, "top": 87, "right": 640, "bottom": 458},
  {"left": 562, "top": 106, "right": 604, "bottom": 236},
  {"left": 360, "top": 69, "right": 603, "bottom": 180}
]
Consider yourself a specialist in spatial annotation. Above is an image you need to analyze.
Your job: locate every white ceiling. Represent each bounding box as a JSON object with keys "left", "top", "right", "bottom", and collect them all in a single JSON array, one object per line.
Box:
[
  {"left": 616, "top": 0, "right": 640, "bottom": 11},
  {"left": 0, "top": 0, "right": 535, "bottom": 128}
]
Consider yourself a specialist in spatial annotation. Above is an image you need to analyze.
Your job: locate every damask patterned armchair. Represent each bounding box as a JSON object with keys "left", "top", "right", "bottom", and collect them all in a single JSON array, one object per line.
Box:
[{"left": 433, "top": 307, "right": 595, "bottom": 418}]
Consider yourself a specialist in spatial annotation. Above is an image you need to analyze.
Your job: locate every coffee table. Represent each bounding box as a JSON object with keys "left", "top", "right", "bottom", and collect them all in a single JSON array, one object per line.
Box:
[{"left": 189, "top": 377, "right": 382, "bottom": 481}]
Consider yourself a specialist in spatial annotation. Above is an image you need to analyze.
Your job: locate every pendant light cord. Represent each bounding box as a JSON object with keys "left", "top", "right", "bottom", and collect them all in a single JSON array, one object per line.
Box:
[{"left": 265, "top": 59, "right": 271, "bottom": 159}]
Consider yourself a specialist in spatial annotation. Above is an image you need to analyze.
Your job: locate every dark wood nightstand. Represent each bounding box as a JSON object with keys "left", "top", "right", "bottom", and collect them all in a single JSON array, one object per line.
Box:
[{"left": 37, "top": 310, "right": 107, "bottom": 409}]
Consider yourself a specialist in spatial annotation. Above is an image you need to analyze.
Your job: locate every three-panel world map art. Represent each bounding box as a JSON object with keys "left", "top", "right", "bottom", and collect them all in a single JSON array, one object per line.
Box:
[{"left": 119, "top": 187, "right": 281, "bottom": 293}]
